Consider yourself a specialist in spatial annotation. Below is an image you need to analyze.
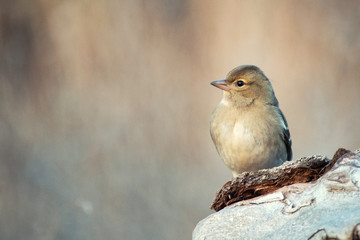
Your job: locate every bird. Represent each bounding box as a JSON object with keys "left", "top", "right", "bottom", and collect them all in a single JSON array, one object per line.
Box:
[{"left": 210, "top": 65, "right": 292, "bottom": 177}]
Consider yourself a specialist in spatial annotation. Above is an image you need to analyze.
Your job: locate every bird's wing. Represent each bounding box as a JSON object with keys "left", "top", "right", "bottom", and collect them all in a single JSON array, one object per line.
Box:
[{"left": 278, "top": 109, "right": 292, "bottom": 161}]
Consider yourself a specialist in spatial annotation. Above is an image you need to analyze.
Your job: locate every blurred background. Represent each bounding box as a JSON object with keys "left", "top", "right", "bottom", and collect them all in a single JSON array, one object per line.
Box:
[{"left": 1, "top": 0, "right": 359, "bottom": 239}]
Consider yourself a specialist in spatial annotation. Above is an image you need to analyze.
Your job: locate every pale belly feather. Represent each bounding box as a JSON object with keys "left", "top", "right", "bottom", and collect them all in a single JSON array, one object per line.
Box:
[{"left": 211, "top": 106, "right": 286, "bottom": 174}]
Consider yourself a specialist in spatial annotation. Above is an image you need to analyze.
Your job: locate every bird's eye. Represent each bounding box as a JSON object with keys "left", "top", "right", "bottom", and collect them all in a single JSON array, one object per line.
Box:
[{"left": 236, "top": 80, "right": 245, "bottom": 87}]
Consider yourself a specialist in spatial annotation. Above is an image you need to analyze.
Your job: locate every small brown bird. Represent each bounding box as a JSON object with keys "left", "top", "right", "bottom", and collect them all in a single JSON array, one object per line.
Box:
[{"left": 210, "top": 65, "right": 292, "bottom": 177}]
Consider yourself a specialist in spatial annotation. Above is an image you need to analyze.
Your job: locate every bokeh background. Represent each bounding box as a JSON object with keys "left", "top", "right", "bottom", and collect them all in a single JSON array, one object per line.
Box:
[{"left": 1, "top": 0, "right": 359, "bottom": 239}]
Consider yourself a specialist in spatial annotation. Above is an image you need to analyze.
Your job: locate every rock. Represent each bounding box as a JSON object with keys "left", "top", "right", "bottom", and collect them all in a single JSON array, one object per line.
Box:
[
  {"left": 193, "top": 149, "right": 360, "bottom": 240},
  {"left": 210, "top": 148, "right": 349, "bottom": 212}
]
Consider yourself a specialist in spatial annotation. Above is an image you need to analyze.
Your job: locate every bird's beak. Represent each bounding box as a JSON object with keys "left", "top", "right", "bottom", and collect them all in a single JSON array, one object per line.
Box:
[{"left": 211, "top": 79, "right": 230, "bottom": 91}]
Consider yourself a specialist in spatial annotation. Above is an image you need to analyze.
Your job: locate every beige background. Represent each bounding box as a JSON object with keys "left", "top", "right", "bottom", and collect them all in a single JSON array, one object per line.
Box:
[{"left": 1, "top": 1, "right": 359, "bottom": 239}]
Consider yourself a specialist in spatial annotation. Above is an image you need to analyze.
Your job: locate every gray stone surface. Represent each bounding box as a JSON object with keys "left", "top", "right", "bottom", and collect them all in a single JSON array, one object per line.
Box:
[{"left": 193, "top": 151, "right": 360, "bottom": 240}]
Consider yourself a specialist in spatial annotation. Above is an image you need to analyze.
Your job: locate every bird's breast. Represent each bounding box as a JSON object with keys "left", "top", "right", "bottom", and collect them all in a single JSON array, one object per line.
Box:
[
  {"left": 211, "top": 108, "right": 258, "bottom": 157},
  {"left": 232, "top": 121, "right": 255, "bottom": 144},
  {"left": 211, "top": 106, "right": 258, "bottom": 147},
  {"left": 210, "top": 102, "right": 283, "bottom": 173}
]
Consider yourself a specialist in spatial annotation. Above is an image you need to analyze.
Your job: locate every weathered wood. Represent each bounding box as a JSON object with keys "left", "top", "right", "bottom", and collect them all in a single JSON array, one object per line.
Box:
[{"left": 211, "top": 148, "right": 351, "bottom": 211}]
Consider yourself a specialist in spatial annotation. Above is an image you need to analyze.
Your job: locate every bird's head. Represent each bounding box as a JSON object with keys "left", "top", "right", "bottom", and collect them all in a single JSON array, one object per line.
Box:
[{"left": 211, "top": 65, "right": 278, "bottom": 107}]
